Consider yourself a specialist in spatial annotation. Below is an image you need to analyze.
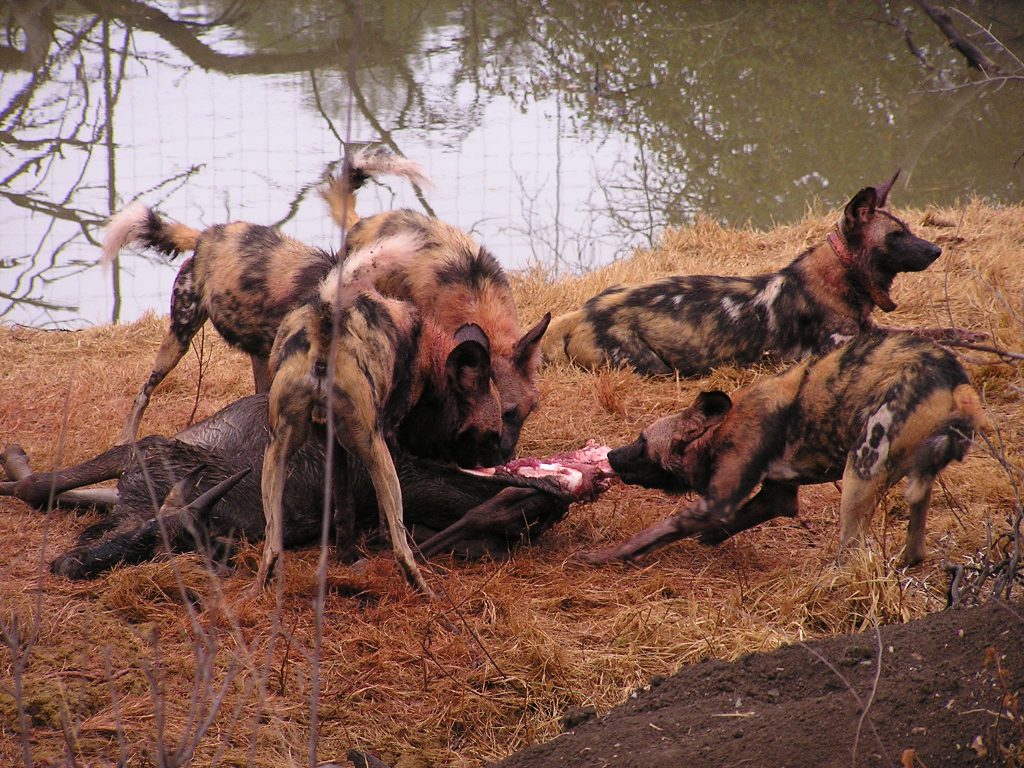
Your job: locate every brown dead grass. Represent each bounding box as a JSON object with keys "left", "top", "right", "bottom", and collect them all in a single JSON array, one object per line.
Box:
[{"left": 1, "top": 201, "right": 1023, "bottom": 766}]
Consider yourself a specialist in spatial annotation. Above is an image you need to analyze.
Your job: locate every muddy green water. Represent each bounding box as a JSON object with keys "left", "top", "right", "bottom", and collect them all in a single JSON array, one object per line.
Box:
[{"left": 2, "top": 0, "right": 1022, "bottom": 327}]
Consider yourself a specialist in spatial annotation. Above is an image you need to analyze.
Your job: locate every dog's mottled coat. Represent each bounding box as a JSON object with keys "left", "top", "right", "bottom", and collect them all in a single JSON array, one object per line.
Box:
[
  {"left": 257, "top": 237, "right": 504, "bottom": 595},
  {"left": 324, "top": 200, "right": 550, "bottom": 461},
  {"left": 543, "top": 172, "right": 970, "bottom": 376},
  {"left": 587, "top": 333, "right": 986, "bottom": 567},
  {"left": 102, "top": 148, "right": 426, "bottom": 443}
]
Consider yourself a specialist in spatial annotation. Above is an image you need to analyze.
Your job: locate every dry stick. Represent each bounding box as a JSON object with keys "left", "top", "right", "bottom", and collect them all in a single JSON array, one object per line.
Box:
[
  {"left": 913, "top": 0, "right": 1001, "bottom": 76},
  {"left": 186, "top": 325, "right": 208, "bottom": 427},
  {"left": 312, "top": 8, "right": 362, "bottom": 765},
  {"left": 103, "top": 644, "right": 130, "bottom": 767},
  {"left": 799, "top": 623, "right": 889, "bottom": 767}
]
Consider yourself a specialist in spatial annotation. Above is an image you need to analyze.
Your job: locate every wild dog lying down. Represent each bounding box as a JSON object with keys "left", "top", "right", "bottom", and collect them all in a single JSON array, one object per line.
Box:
[
  {"left": 543, "top": 171, "right": 978, "bottom": 376},
  {"left": 583, "top": 333, "right": 986, "bottom": 567},
  {"left": 258, "top": 235, "right": 510, "bottom": 595},
  {"left": 323, "top": 179, "right": 550, "bottom": 461},
  {"left": 0, "top": 396, "right": 613, "bottom": 580},
  {"left": 101, "top": 148, "right": 427, "bottom": 444}
]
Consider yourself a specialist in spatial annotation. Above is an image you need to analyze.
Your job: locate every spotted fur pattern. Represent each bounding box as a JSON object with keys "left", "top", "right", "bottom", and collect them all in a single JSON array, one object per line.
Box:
[
  {"left": 593, "top": 333, "right": 986, "bottom": 567},
  {"left": 257, "top": 241, "right": 504, "bottom": 595},
  {"left": 104, "top": 148, "right": 426, "bottom": 444},
  {"left": 334, "top": 208, "right": 550, "bottom": 460},
  {"left": 543, "top": 172, "right": 950, "bottom": 376}
]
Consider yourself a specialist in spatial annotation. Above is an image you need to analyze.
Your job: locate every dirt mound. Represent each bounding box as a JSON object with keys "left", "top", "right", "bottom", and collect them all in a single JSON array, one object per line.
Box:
[{"left": 495, "top": 600, "right": 1024, "bottom": 768}]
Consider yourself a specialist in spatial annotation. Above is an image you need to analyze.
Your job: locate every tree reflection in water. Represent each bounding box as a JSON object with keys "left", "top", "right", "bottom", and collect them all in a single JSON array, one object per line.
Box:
[{"left": 1, "top": 0, "right": 1021, "bottom": 327}]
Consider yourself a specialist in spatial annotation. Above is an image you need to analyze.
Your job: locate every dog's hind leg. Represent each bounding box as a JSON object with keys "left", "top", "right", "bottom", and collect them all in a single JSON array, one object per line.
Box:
[
  {"left": 901, "top": 473, "right": 936, "bottom": 567},
  {"left": 120, "top": 257, "right": 208, "bottom": 444},
  {"left": 251, "top": 355, "right": 272, "bottom": 394},
  {"left": 256, "top": 416, "right": 309, "bottom": 588},
  {"left": 360, "top": 431, "right": 435, "bottom": 598}
]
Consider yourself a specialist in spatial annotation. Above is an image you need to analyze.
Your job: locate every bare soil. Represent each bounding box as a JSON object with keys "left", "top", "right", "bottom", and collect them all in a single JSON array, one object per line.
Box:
[{"left": 495, "top": 599, "right": 1024, "bottom": 768}]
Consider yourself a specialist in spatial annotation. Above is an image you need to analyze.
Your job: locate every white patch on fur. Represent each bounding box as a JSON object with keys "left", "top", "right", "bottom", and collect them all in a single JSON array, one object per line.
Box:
[
  {"left": 753, "top": 275, "right": 784, "bottom": 329},
  {"left": 766, "top": 459, "right": 803, "bottom": 481},
  {"left": 721, "top": 297, "right": 743, "bottom": 320},
  {"left": 100, "top": 201, "right": 150, "bottom": 264},
  {"left": 831, "top": 333, "right": 855, "bottom": 347},
  {"left": 339, "top": 231, "right": 425, "bottom": 286},
  {"left": 859, "top": 403, "right": 894, "bottom": 476}
]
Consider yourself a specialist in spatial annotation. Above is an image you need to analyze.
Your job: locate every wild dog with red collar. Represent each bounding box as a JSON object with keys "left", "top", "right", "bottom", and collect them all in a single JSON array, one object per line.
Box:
[
  {"left": 102, "top": 147, "right": 428, "bottom": 444},
  {"left": 323, "top": 184, "right": 550, "bottom": 462},
  {"left": 543, "top": 172, "right": 973, "bottom": 376},
  {"left": 257, "top": 234, "right": 504, "bottom": 595},
  {"left": 585, "top": 332, "right": 986, "bottom": 567}
]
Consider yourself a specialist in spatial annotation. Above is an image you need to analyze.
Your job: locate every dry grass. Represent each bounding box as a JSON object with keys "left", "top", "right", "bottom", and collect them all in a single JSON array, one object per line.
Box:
[{"left": 1, "top": 201, "right": 1022, "bottom": 766}]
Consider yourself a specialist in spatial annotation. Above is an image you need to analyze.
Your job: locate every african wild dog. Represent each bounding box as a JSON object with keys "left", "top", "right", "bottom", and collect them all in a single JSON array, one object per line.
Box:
[
  {"left": 322, "top": 183, "right": 550, "bottom": 461},
  {"left": 583, "top": 332, "right": 986, "bottom": 567},
  {"left": 101, "top": 148, "right": 428, "bottom": 444},
  {"left": 542, "top": 171, "right": 977, "bottom": 376},
  {"left": 0, "top": 395, "right": 606, "bottom": 580},
  {"left": 257, "top": 235, "right": 505, "bottom": 596}
]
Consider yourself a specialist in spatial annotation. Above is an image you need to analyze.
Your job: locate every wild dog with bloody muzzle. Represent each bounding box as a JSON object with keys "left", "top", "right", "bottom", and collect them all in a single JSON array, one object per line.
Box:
[
  {"left": 102, "top": 147, "right": 428, "bottom": 444},
  {"left": 257, "top": 234, "right": 504, "bottom": 596},
  {"left": 543, "top": 172, "right": 977, "bottom": 376},
  {"left": 323, "top": 179, "right": 550, "bottom": 461},
  {"left": 584, "top": 333, "right": 987, "bottom": 567}
]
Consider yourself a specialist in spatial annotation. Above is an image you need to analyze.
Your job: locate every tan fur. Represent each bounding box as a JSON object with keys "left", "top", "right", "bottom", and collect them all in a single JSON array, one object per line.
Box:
[{"left": 589, "top": 334, "right": 986, "bottom": 568}]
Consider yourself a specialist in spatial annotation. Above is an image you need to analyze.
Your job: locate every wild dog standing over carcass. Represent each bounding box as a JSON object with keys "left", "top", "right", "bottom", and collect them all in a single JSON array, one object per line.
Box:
[
  {"left": 0, "top": 396, "right": 613, "bottom": 580},
  {"left": 257, "top": 234, "right": 507, "bottom": 595},
  {"left": 322, "top": 168, "right": 550, "bottom": 461},
  {"left": 542, "top": 171, "right": 981, "bottom": 375},
  {"left": 101, "top": 148, "right": 428, "bottom": 444},
  {"left": 584, "top": 333, "right": 987, "bottom": 568}
]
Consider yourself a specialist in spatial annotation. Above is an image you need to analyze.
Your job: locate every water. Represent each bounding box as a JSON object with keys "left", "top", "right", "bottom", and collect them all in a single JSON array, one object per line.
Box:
[{"left": 2, "top": 0, "right": 1022, "bottom": 328}]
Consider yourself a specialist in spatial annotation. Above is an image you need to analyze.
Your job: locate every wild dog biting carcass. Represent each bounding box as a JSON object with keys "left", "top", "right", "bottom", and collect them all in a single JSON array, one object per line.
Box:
[
  {"left": 257, "top": 234, "right": 509, "bottom": 596},
  {"left": 322, "top": 172, "right": 550, "bottom": 460},
  {"left": 542, "top": 171, "right": 981, "bottom": 375},
  {"left": 0, "top": 397, "right": 613, "bottom": 580},
  {"left": 101, "top": 147, "right": 427, "bottom": 444},
  {"left": 582, "top": 332, "right": 987, "bottom": 568}
]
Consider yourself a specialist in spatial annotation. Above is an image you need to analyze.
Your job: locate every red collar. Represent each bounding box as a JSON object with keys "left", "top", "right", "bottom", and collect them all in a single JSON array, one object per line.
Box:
[{"left": 826, "top": 227, "right": 856, "bottom": 267}]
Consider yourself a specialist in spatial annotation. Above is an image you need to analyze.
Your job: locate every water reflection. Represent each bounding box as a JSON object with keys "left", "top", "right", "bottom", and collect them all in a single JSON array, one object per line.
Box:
[{"left": 1, "top": 0, "right": 1022, "bottom": 327}]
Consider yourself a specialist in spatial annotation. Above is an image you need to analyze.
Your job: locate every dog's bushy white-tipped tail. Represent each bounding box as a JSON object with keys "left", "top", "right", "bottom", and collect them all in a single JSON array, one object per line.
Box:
[
  {"left": 320, "top": 146, "right": 432, "bottom": 231},
  {"left": 101, "top": 202, "right": 201, "bottom": 264},
  {"left": 320, "top": 232, "right": 424, "bottom": 305},
  {"left": 351, "top": 145, "right": 431, "bottom": 191},
  {"left": 100, "top": 202, "right": 151, "bottom": 264}
]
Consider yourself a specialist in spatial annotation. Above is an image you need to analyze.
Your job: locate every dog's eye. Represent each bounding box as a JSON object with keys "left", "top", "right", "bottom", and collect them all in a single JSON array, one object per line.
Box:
[{"left": 502, "top": 407, "right": 518, "bottom": 424}]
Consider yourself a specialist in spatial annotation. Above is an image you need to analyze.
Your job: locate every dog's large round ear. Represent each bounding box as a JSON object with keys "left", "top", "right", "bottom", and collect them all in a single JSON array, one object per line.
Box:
[
  {"left": 448, "top": 324, "right": 494, "bottom": 395},
  {"left": 693, "top": 390, "right": 732, "bottom": 423},
  {"left": 844, "top": 186, "right": 879, "bottom": 230},
  {"left": 874, "top": 169, "right": 900, "bottom": 209},
  {"left": 515, "top": 313, "right": 551, "bottom": 372}
]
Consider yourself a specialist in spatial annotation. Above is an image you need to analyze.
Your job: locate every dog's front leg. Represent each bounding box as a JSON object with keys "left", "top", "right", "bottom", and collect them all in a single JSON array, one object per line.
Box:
[
  {"left": 696, "top": 481, "right": 798, "bottom": 545},
  {"left": 580, "top": 493, "right": 753, "bottom": 564},
  {"left": 256, "top": 417, "right": 309, "bottom": 589}
]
